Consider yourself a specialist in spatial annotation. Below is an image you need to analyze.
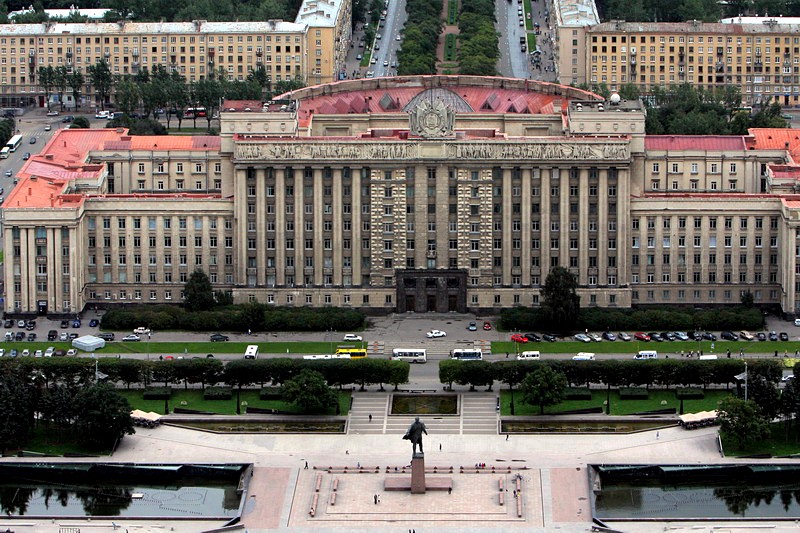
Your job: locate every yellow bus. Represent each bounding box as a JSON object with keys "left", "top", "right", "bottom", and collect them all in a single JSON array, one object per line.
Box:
[{"left": 335, "top": 347, "right": 367, "bottom": 359}]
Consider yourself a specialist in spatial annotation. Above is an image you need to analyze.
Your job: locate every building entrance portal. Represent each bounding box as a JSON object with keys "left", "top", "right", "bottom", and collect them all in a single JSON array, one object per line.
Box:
[{"left": 396, "top": 269, "right": 467, "bottom": 313}]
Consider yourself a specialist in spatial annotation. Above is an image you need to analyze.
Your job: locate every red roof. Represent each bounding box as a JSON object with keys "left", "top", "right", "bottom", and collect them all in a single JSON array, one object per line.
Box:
[
  {"left": 645, "top": 136, "right": 748, "bottom": 151},
  {"left": 748, "top": 128, "right": 800, "bottom": 162}
]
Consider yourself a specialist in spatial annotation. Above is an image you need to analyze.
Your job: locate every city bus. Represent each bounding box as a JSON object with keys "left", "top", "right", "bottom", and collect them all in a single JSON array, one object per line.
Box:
[
  {"left": 450, "top": 348, "right": 483, "bottom": 361},
  {"left": 391, "top": 348, "right": 427, "bottom": 363},
  {"left": 335, "top": 347, "right": 367, "bottom": 359},
  {"left": 6, "top": 134, "right": 22, "bottom": 152},
  {"left": 183, "top": 107, "right": 206, "bottom": 119},
  {"left": 303, "top": 354, "right": 351, "bottom": 360},
  {"left": 0, "top": 146, "right": 9, "bottom": 159}
]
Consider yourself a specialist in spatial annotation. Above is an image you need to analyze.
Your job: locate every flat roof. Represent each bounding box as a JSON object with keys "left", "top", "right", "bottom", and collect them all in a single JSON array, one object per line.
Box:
[
  {"left": 555, "top": 0, "right": 599, "bottom": 27},
  {"left": 295, "top": 0, "right": 346, "bottom": 28},
  {"left": 0, "top": 20, "right": 307, "bottom": 37}
]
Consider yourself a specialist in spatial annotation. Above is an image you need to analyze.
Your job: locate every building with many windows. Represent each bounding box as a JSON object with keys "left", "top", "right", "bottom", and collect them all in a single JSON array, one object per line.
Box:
[
  {"left": 556, "top": 16, "right": 800, "bottom": 105},
  {"left": 0, "top": 0, "right": 351, "bottom": 108},
  {"left": 7, "top": 75, "right": 800, "bottom": 316}
]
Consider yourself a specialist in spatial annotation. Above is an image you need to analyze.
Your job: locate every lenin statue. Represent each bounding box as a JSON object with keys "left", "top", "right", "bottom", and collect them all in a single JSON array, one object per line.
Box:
[{"left": 402, "top": 416, "right": 428, "bottom": 454}]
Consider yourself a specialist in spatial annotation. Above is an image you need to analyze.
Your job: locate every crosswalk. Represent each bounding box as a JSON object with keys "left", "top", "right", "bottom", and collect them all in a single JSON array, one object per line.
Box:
[{"left": 348, "top": 392, "right": 498, "bottom": 435}]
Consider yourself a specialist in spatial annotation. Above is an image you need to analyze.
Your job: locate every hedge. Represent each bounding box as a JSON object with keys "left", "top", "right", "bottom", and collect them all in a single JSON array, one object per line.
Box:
[
  {"left": 564, "top": 387, "right": 592, "bottom": 400},
  {"left": 143, "top": 387, "right": 172, "bottom": 400},
  {"left": 619, "top": 388, "right": 649, "bottom": 400},
  {"left": 203, "top": 386, "right": 232, "bottom": 400},
  {"left": 676, "top": 388, "right": 705, "bottom": 399},
  {"left": 259, "top": 387, "right": 283, "bottom": 400}
]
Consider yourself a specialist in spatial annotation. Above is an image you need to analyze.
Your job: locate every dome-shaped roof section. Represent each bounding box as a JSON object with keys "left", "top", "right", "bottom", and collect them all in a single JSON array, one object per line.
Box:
[{"left": 403, "top": 88, "right": 474, "bottom": 113}]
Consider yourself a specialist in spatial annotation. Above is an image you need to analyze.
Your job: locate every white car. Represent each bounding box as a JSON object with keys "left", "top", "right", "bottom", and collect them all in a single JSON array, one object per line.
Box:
[
  {"left": 588, "top": 333, "right": 602, "bottom": 342},
  {"left": 739, "top": 330, "right": 755, "bottom": 341},
  {"left": 44, "top": 347, "right": 55, "bottom": 357},
  {"left": 426, "top": 330, "right": 447, "bottom": 338},
  {"left": 95, "top": 110, "right": 110, "bottom": 119},
  {"left": 0, "top": 348, "right": 5, "bottom": 357},
  {"left": 21, "top": 349, "right": 30, "bottom": 357},
  {"left": 795, "top": 318, "right": 800, "bottom": 327},
  {"left": 123, "top": 334, "right": 141, "bottom": 342},
  {"left": 133, "top": 327, "right": 151, "bottom": 335},
  {"left": 34, "top": 350, "right": 43, "bottom": 358},
  {"left": 574, "top": 333, "right": 591, "bottom": 343},
  {"left": 17, "top": 320, "right": 26, "bottom": 328},
  {"left": 66, "top": 349, "right": 78, "bottom": 356},
  {"left": 59, "top": 332, "right": 69, "bottom": 341},
  {"left": 674, "top": 331, "right": 690, "bottom": 341},
  {"left": 44, "top": 124, "right": 52, "bottom": 131},
  {"left": 343, "top": 334, "right": 363, "bottom": 342},
  {"left": 46, "top": 110, "right": 59, "bottom": 116}
]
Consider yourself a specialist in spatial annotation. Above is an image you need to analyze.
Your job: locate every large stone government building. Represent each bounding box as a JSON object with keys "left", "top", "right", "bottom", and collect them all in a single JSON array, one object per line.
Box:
[{"left": 5, "top": 75, "right": 800, "bottom": 316}]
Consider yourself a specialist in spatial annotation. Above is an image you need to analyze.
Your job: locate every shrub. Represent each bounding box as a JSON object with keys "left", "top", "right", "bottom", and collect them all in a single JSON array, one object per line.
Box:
[
  {"left": 676, "top": 388, "right": 705, "bottom": 399},
  {"left": 259, "top": 387, "right": 283, "bottom": 400},
  {"left": 143, "top": 387, "right": 172, "bottom": 400},
  {"left": 203, "top": 386, "right": 232, "bottom": 400},
  {"left": 564, "top": 387, "right": 592, "bottom": 400},
  {"left": 619, "top": 388, "right": 649, "bottom": 400}
]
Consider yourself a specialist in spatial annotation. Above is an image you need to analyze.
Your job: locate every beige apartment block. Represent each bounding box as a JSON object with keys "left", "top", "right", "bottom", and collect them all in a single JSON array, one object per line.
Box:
[
  {"left": 557, "top": 16, "right": 800, "bottom": 105},
  {"left": 7, "top": 75, "right": 800, "bottom": 316}
]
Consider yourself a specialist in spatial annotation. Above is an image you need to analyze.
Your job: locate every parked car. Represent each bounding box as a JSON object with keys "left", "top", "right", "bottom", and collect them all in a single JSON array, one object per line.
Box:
[
  {"left": 60, "top": 320, "right": 70, "bottom": 328},
  {"left": 2, "top": 319, "right": 12, "bottom": 329},
  {"left": 66, "top": 349, "right": 78, "bottom": 356},
  {"left": 702, "top": 332, "right": 717, "bottom": 341},
  {"left": 524, "top": 333, "right": 541, "bottom": 342},
  {"left": 674, "top": 331, "right": 689, "bottom": 341},
  {"left": 34, "top": 350, "right": 43, "bottom": 357},
  {"left": 426, "top": 330, "right": 446, "bottom": 338},
  {"left": 574, "top": 333, "right": 591, "bottom": 343},
  {"left": 739, "top": 331, "right": 755, "bottom": 341},
  {"left": 68, "top": 333, "right": 79, "bottom": 340},
  {"left": 720, "top": 331, "right": 738, "bottom": 341},
  {"left": 648, "top": 332, "right": 663, "bottom": 342},
  {"left": 9, "top": 349, "right": 17, "bottom": 358},
  {"left": 89, "top": 319, "right": 99, "bottom": 327},
  {"left": 54, "top": 349, "right": 66, "bottom": 357},
  {"left": 511, "top": 333, "right": 529, "bottom": 343},
  {"left": 123, "top": 334, "right": 141, "bottom": 342},
  {"left": 17, "top": 320, "right": 25, "bottom": 328},
  {"left": 588, "top": 333, "right": 602, "bottom": 342},
  {"left": 210, "top": 333, "right": 229, "bottom": 342},
  {"left": 14, "top": 331, "right": 25, "bottom": 341},
  {"left": 343, "top": 333, "right": 363, "bottom": 341},
  {"left": 46, "top": 110, "right": 59, "bottom": 116},
  {"left": 633, "top": 332, "right": 650, "bottom": 341},
  {"left": 780, "top": 332, "right": 790, "bottom": 341},
  {"left": 59, "top": 332, "right": 68, "bottom": 341},
  {"left": 98, "top": 332, "right": 115, "bottom": 341},
  {"left": 769, "top": 331, "right": 778, "bottom": 341},
  {"left": 660, "top": 332, "right": 675, "bottom": 341},
  {"left": 467, "top": 322, "right": 477, "bottom": 331},
  {"left": 72, "top": 319, "right": 81, "bottom": 328},
  {"left": 44, "top": 347, "right": 55, "bottom": 357},
  {"left": 757, "top": 332, "right": 767, "bottom": 341},
  {"left": 25, "top": 321, "right": 36, "bottom": 331},
  {"left": 47, "top": 330, "right": 58, "bottom": 341},
  {"left": 618, "top": 332, "right": 632, "bottom": 341},
  {"left": 542, "top": 334, "right": 557, "bottom": 342},
  {"left": 133, "top": 327, "right": 151, "bottom": 335},
  {"left": 483, "top": 321, "right": 492, "bottom": 331},
  {"left": 0, "top": 348, "right": 4, "bottom": 357},
  {"left": 602, "top": 332, "right": 617, "bottom": 341},
  {"left": 21, "top": 349, "right": 30, "bottom": 357}
]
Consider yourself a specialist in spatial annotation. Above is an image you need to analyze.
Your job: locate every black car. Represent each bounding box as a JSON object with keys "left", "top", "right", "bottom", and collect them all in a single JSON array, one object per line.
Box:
[
  {"left": 47, "top": 330, "right": 58, "bottom": 341},
  {"left": 14, "top": 331, "right": 25, "bottom": 341},
  {"left": 29, "top": 137, "right": 36, "bottom": 144},
  {"left": 780, "top": 332, "right": 790, "bottom": 341},
  {"left": 22, "top": 152, "right": 30, "bottom": 160},
  {"left": 757, "top": 332, "right": 767, "bottom": 341},
  {"left": 26, "top": 333, "right": 36, "bottom": 342},
  {"left": 60, "top": 320, "right": 69, "bottom": 329},
  {"left": 68, "top": 333, "right": 79, "bottom": 340},
  {"left": 690, "top": 332, "right": 703, "bottom": 341},
  {"left": 98, "top": 332, "right": 115, "bottom": 341},
  {"left": 542, "top": 334, "right": 557, "bottom": 342},
  {"left": 2, "top": 319, "right": 12, "bottom": 329},
  {"left": 720, "top": 331, "right": 738, "bottom": 341},
  {"left": 702, "top": 332, "right": 717, "bottom": 341},
  {"left": 89, "top": 319, "right": 99, "bottom": 327},
  {"left": 25, "top": 320, "right": 36, "bottom": 331},
  {"left": 602, "top": 331, "right": 617, "bottom": 341},
  {"left": 648, "top": 332, "right": 663, "bottom": 342},
  {"left": 660, "top": 332, "right": 675, "bottom": 341},
  {"left": 210, "top": 333, "right": 229, "bottom": 342},
  {"left": 524, "top": 333, "right": 541, "bottom": 342},
  {"left": 62, "top": 115, "right": 74, "bottom": 123}
]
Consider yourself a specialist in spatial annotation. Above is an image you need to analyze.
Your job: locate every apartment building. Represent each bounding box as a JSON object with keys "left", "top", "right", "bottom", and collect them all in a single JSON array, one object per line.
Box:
[
  {"left": 6, "top": 75, "right": 800, "bottom": 316},
  {"left": 0, "top": 0, "right": 352, "bottom": 108},
  {"left": 557, "top": 16, "right": 800, "bottom": 105}
]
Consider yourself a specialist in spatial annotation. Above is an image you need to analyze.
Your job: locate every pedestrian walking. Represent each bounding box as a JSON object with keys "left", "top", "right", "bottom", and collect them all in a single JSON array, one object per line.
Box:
[
  {"left": 304, "top": 461, "right": 308, "bottom": 469},
  {"left": 506, "top": 434, "right": 509, "bottom": 441},
  {"left": 656, "top": 431, "right": 660, "bottom": 440},
  {"left": 439, "top": 443, "right": 442, "bottom": 451},
  {"left": 374, "top": 494, "right": 378, "bottom": 505},
  {"left": 369, "top": 414, "right": 373, "bottom": 422},
  {"left": 346, "top": 450, "right": 349, "bottom": 455},
  {"left": 448, "top": 486, "right": 452, "bottom": 495}
]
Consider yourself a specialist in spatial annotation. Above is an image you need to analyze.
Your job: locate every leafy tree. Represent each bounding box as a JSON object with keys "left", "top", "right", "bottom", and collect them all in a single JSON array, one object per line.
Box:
[
  {"left": 541, "top": 266, "right": 580, "bottom": 331},
  {"left": 717, "top": 396, "right": 770, "bottom": 450},
  {"left": 114, "top": 78, "right": 141, "bottom": 116},
  {"left": 184, "top": 269, "right": 215, "bottom": 312},
  {"left": 194, "top": 78, "right": 223, "bottom": 129},
  {"left": 88, "top": 59, "right": 114, "bottom": 110},
  {"left": 281, "top": 369, "right": 337, "bottom": 413},
  {"left": 68, "top": 70, "right": 85, "bottom": 110},
  {"left": 745, "top": 375, "right": 780, "bottom": 420},
  {"left": 0, "top": 366, "right": 34, "bottom": 453},
  {"left": 38, "top": 65, "right": 56, "bottom": 110},
  {"left": 72, "top": 384, "right": 135, "bottom": 450},
  {"left": 740, "top": 291, "right": 754, "bottom": 308},
  {"left": 520, "top": 365, "right": 567, "bottom": 414},
  {"left": 53, "top": 65, "right": 69, "bottom": 111},
  {"left": 239, "top": 302, "right": 266, "bottom": 332},
  {"left": 617, "top": 83, "right": 640, "bottom": 101},
  {"left": 71, "top": 116, "right": 91, "bottom": 129}
]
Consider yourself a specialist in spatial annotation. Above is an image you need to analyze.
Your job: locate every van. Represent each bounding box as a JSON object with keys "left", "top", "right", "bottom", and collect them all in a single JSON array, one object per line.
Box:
[
  {"left": 244, "top": 344, "right": 259, "bottom": 359},
  {"left": 634, "top": 350, "right": 658, "bottom": 360},
  {"left": 572, "top": 352, "right": 595, "bottom": 360},
  {"left": 699, "top": 354, "right": 718, "bottom": 360},
  {"left": 517, "top": 351, "right": 540, "bottom": 361}
]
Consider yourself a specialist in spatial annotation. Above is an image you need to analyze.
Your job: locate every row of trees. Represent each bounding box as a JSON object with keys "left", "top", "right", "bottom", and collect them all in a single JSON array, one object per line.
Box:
[
  {"left": 0, "top": 364, "right": 134, "bottom": 453},
  {"left": 457, "top": 0, "right": 499, "bottom": 76},
  {"left": 439, "top": 358, "right": 783, "bottom": 392},
  {"left": 397, "top": 0, "right": 443, "bottom": 75},
  {"left": 598, "top": 0, "right": 800, "bottom": 24},
  {"left": 0, "top": 117, "right": 16, "bottom": 147}
]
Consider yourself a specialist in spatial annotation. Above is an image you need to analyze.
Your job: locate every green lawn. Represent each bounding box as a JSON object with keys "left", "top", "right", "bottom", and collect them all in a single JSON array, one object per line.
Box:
[
  {"left": 500, "top": 388, "right": 733, "bottom": 416},
  {"left": 724, "top": 421, "right": 800, "bottom": 457},
  {"left": 361, "top": 51, "right": 371, "bottom": 67},
  {"left": 523, "top": 0, "right": 533, "bottom": 31},
  {"left": 118, "top": 388, "right": 351, "bottom": 416},
  {"left": 444, "top": 34, "right": 457, "bottom": 61},
  {"left": 22, "top": 426, "right": 110, "bottom": 456},
  {"left": 1, "top": 340, "right": 348, "bottom": 356}
]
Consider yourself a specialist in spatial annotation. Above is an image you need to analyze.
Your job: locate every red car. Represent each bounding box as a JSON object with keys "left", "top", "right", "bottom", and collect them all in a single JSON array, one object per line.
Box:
[
  {"left": 633, "top": 332, "right": 651, "bottom": 342},
  {"left": 483, "top": 321, "right": 492, "bottom": 330},
  {"left": 510, "top": 333, "right": 529, "bottom": 343}
]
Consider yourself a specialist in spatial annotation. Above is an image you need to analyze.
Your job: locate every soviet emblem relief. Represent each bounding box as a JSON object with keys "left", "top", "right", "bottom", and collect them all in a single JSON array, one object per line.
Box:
[{"left": 409, "top": 99, "right": 455, "bottom": 138}]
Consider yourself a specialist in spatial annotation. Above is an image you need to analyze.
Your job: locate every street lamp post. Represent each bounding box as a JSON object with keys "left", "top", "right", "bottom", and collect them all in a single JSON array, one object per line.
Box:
[{"left": 744, "top": 361, "right": 749, "bottom": 402}]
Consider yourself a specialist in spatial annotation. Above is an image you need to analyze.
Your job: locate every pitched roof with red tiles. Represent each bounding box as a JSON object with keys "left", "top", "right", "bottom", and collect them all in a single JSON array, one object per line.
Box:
[
  {"left": 748, "top": 128, "right": 800, "bottom": 162},
  {"left": 645, "top": 136, "right": 748, "bottom": 151}
]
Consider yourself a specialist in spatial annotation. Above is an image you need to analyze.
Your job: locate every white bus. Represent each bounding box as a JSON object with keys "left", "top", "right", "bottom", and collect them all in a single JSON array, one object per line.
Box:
[
  {"left": 517, "top": 351, "right": 540, "bottom": 361},
  {"left": 0, "top": 146, "right": 9, "bottom": 159},
  {"left": 391, "top": 348, "right": 427, "bottom": 363},
  {"left": 450, "top": 348, "right": 483, "bottom": 361},
  {"left": 303, "top": 354, "right": 351, "bottom": 360},
  {"left": 633, "top": 350, "right": 658, "bottom": 360},
  {"left": 6, "top": 134, "right": 22, "bottom": 152},
  {"left": 244, "top": 344, "right": 259, "bottom": 359}
]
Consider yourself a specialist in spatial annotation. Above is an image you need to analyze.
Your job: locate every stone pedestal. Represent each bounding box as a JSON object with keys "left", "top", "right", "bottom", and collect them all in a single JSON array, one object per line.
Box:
[{"left": 410, "top": 452, "right": 426, "bottom": 494}]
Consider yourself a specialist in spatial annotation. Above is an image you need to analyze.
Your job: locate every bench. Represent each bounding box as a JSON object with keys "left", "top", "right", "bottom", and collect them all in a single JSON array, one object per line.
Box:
[
  {"left": 399, "top": 389, "right": 438, "bottom": 393},
  {"left": 330, "top": 492, "right": 337, "bottom": 506},
  {"left": 332, "top": 478, "right": 339, "bottom": 492},
  {"left": 315, "top": 473, "right": 323, "bottom": 492},
  {"left": 309, "top": 493, "right": 319, "bottom": 516},
  {"left": 515, "top": 477, "right": 522, "bottom": 491},
  {"left": 516, "top": 495, "right": 523, "bottom": 517},
  {"left": 498, "top": 478, "right": 504, "bottom": 492},
  {"left": 499, "top": 492, "right": 505, "bottom": 506}
]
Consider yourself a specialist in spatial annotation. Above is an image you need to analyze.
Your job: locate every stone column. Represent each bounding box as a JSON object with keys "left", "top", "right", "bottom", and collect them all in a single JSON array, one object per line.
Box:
[{"left": 410, "top": 452, "right": 426, "bottom": 494}]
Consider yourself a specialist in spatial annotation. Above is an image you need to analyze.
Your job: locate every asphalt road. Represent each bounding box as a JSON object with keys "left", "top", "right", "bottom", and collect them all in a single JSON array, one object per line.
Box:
[{"left": 370, "top": 0, "right": 407, "bottom": 77}]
